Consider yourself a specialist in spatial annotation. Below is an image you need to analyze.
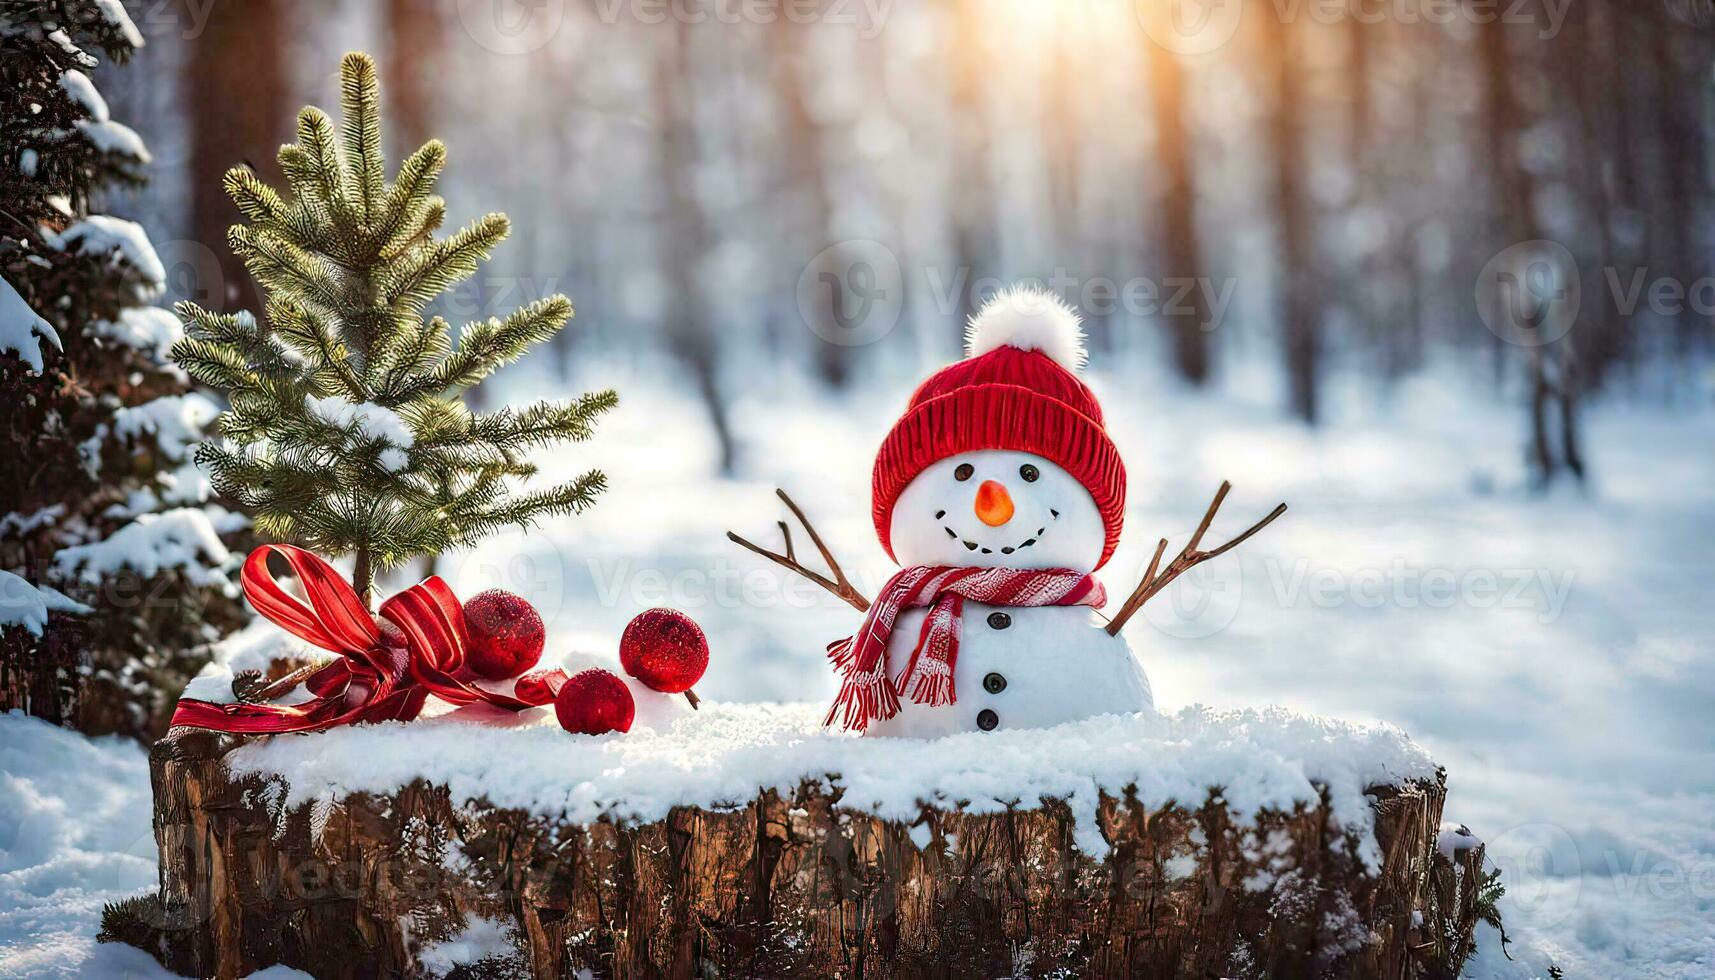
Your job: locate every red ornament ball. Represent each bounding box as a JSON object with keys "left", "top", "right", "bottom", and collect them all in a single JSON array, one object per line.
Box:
[
  {"left": 555, "top": 669, "right": 635, "bottom": 735},
  {"left": 460, "top": 589, "right": 545, "bottom": 680},
  {"left": 619, "top": 608, "right": 709, "bottom": 693}
]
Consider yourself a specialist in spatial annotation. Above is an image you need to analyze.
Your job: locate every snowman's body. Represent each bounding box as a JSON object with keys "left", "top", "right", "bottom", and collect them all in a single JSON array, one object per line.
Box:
[
  {"left": 863, "top": 446, "right": 1156, "bottom": 738},
  {"left": 865, "top": 603, "right": 1152, "bottom": 738},
  {"left": 836, "top": 286, "right": 1158, "bottom": 738}
]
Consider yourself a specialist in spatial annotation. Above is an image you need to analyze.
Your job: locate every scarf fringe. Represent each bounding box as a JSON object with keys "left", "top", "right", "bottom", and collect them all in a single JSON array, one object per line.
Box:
[
  {"left": 823, "top": 666, "right": 900, "bottom": 731},
  {"left": 826, "top": 636, "right": 856, "bottom": 673},
  {"left": 899, "top": 660, "right": 955, "bottom": 707}
]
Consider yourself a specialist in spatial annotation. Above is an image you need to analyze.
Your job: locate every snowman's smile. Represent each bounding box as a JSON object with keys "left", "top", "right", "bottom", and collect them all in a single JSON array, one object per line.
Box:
[{"left": 936, "top": 507, "right": 1060, "bottom": 556}]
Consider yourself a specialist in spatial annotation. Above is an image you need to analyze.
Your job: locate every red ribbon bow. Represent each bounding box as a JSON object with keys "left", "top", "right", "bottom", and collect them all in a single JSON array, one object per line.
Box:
[{"left": 170, "top": 545, "right": 565, "bottom": 734}]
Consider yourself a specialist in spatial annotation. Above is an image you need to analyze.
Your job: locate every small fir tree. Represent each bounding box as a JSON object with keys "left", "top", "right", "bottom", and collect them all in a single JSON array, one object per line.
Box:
[
  {"left": 0, "top": 1, "right": 249, "bottom": 736},
  {"left": 174, "top": 52, "right": 615, "bottom": 603}
]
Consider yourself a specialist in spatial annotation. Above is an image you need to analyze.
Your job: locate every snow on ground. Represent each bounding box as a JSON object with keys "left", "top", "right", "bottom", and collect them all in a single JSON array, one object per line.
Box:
[
  {"left": 0, "top": 714, "right": 162, "bottom": 979},
  {"left": 2, "top": 353, "right": 1712, "bottom": 977}
]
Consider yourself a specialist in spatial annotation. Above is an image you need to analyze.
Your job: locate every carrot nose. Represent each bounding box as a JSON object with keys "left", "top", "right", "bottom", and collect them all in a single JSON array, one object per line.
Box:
[{"left": 974, "top": 480, "right": 1014, "bottom": 527}]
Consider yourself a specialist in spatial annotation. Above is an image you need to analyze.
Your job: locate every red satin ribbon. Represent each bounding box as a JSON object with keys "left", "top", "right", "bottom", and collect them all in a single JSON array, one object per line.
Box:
[{"left": 170, "top": 544, "right": 565, "bottom": 734}]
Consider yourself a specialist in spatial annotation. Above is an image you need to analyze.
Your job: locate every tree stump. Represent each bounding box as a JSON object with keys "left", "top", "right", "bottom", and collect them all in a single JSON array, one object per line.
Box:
[{"left": 114, "top": 716, "right": 1492, "bottom": 979}]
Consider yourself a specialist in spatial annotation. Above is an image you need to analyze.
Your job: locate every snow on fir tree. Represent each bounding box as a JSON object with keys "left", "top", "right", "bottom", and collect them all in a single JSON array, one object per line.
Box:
[
  {"left": 171, "top": 52, "right": 615, "bottom": 604},
  {"left": 0, "top": 1, "right": 248, "bottom": 737}
]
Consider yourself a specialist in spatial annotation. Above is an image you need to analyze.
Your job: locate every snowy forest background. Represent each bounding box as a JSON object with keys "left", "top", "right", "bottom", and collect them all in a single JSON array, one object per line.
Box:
[
  {"left": 102, "top": 0, "right": 1715, "bottom": 457},
  {"left": 5, "top": 0, "right": 1715, "bottom": 977}
]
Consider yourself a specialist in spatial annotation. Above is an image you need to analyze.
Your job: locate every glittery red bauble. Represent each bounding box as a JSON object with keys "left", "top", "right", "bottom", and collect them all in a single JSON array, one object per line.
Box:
[
  {"left": 460, "top": 589, "right": 545, "bottom": 680},
  {"left": 619, "top": 608, "right": 709, "bottom": 694},
  {"left": 555, "top": 669, "right": 635, "bottom": 735}
]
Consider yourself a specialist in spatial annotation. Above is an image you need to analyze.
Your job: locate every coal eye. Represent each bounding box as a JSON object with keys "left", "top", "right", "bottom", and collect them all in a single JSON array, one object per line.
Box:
[
  {"left": 954, "top": 463, "right": 974, "bottom": 481},
  {"left": 1019, "top": 464, "right": 1040, "bottom": 482}
]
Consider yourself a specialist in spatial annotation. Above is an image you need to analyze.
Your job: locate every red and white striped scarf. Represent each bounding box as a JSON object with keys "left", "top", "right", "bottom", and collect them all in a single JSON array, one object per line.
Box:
[{"left": 824, "top": 565, "right": 1106, "bottom": 731}]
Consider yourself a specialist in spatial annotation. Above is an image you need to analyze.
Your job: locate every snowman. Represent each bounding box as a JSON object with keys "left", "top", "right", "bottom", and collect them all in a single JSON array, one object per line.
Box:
[{"left": 821, "top": 286, "right": 1155, "bottom": 738}]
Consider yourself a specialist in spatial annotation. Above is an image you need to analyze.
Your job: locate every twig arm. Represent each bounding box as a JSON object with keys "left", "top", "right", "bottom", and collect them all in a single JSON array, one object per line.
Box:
[
  {"left": 727, "top": 490, "right": 870, "bottom": 612},
  {"left": 1105, "top": 482, "right": 1286, "bottom": 636},
  {"left": 1201, "top": 502, "right": 1287, "bottom": 562}
]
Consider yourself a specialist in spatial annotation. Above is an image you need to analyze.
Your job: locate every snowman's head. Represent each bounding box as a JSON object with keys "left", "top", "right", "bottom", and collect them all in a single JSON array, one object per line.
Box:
[
  {"left": 871, "top": 285, "right": 1127, "bottom": 570},
  {"left": 889, "top": 449, "right": 1107, "bottom": 572}
]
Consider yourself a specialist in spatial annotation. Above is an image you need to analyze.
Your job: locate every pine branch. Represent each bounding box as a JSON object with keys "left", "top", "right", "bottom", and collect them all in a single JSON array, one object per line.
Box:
[
  {"left": 380, "top": 196, "right": 447, "bottom": 262},
  {"left": 169, "top": 336, "right": 257, "bottom": 392},
  {"left": 431, "top": 295, "right": 572, "bottom": 390},
  {"left": 373, "top": 315, "right": 451, "bottom": 399},
  {"left": 228, "top": 225, "right": 347, "bottom": 315},
  {"left": 373, "top": 140, "right": 445, "bottom": 253},
  {"left": 381, "top": 213, "right": 509, "bottom": 310},
  {"left": 471, "top": 389, "right": 617, "bottom": 448},
  {"left": 267, "top": 301, "right": 364, "bottom": 398},
  {"left": 223, "top": 167, "right": 289, "bottom": 226},
  {"left": 289, "top": 107, "right": 357, "bottom": 235},
  {"left": 338, "top": 53, "right": 386, "bottom": 222},
  {"left": 462, "top": 469, "right": 607, "bottom": 533},
  {"left": 224, "top": 167, "right": 334, "bottom": 255}
]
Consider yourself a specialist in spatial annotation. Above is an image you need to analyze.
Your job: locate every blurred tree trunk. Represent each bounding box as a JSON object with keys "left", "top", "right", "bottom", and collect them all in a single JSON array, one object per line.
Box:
[
  {"left": 1045, "top": 30, "right": 1102, "bottom": 348},
  {"left": 1647, "top": 17, "right": 1705, "bottom": 360},
  {"left": 946, "top": 0, "right": 998, "bottom": 331},
  {"left": 656, "top": 22, "right": 736, "bottom": 474},
  {"left": 1261, "top": 16, "right": 1319, "bottom": 422},
  {"left": 1565, "top": 0, "right": 1621, "bottom": 391},
  {"left": 1045, "top": 35, "right": 1081, "bottom": 258},
  {"left": 1148, "top": 42, "right": 1211, "bottom": 384},
  {"left": 771, "top": 22, "right": 849, "bottom": 388},
  {"left": 384, "top": 0, "right": 441, "bottom": 156},
  {"left": 1347, "top": 5, "right": 1371, "bottom": 155},
  {"left": 1387, "top": 21, "right": 1430, "bottom": 380},
  {"left": 1479, "top": 10, "right": 1584, "bottom": 487},
  {"left": 186, "top": 0, "right": 286, "bottom": 313}
]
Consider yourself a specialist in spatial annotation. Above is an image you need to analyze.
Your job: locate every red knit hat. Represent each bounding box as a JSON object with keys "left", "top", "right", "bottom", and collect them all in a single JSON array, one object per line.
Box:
[{"left": 873, "top": 287, "right": 1126, "bottom": 568}]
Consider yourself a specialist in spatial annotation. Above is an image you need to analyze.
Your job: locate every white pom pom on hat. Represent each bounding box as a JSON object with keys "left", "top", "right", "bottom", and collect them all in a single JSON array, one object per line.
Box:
[{"left": 963, "top": 285, "right": 1087, "bottom": 372}]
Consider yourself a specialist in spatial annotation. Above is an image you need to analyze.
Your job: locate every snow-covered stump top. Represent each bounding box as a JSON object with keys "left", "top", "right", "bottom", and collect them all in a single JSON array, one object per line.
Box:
[{"left": 223, "top": 701, "right": 1434, "bottom": 868}]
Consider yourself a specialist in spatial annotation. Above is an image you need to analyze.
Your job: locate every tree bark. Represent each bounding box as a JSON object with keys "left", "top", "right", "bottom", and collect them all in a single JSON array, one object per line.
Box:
[
  {"left": 654, "top": 22, "right": 736, "bottom": 475},
  {"left": 383, "top": 0, "right": 440, "bottom": 157},
  {"left": 186, "top": 0, "right": 286, "bottom": 313},
  {"left": 0, "top": 620, "right": 84, "bottom": 727},
  {"left": 1261, "top": 15, "right": 1318, "bottom": 424},
  {"left": 119, "top": 729, "right": 1491, "bottom": 979},
  {"left": 1149, "top": 43, "right": 1212, "bottom": 384},
  {"left": 771, "top": 18, "right": 850, "bottom": 388},
  {"left": 1478, "top": 10, "right": 1583, "bottom": 488},
  {"left": 945, "top": 0, "right": 998, "bottom": 332}
]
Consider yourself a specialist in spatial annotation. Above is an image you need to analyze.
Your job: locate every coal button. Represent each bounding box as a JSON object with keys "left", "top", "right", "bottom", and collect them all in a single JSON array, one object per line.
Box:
[
  {"left": 986, "top": 611, "right": 1011, "bottom": 630},
  {"left": 982, "top": 672, "right": 1007, "bottom": 694},
  {"left": 977, "top": 709, "right": 999, "bottom": 731}
]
